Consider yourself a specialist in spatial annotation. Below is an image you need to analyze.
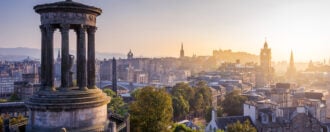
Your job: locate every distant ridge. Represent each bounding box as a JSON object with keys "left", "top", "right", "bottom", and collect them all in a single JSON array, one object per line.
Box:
[{"left": 0, "top": 47, "right": 125, "bottom": 61}]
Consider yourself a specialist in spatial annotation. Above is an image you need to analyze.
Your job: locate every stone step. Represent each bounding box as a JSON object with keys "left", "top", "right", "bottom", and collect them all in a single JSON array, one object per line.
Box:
[
  {"left": 25, "top": 96, "right": 110, "bottom": 110},
  {"left": 29, "top": 92, "right": 107, "bottom": 103}
]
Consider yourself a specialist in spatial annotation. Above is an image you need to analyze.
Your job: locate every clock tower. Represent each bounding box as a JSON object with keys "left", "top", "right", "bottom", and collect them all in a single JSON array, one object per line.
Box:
[{"left": 256, "top": 40, "right": 273, "bottom": 87}]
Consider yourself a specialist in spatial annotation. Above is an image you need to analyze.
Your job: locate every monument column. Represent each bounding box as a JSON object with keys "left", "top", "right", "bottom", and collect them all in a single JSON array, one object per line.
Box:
[
  {"left": 87, "top": 26, "right": 97, "bottom": 89},
  {"left": 45, "top": 24, "right": 55, "bottom": 91},
  {"left": 76, "top": 25, "right": 87, "bottom": 90},
  {"left": 60, "top": 24, "right": 70, "bottom": 89},
  {"left": 39, "top": 25, "right": 47, "bottom": 90}
]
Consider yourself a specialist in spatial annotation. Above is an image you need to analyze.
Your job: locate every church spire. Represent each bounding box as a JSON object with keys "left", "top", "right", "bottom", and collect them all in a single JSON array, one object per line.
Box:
[
  {"left": 286, "top": 50, "right": 296, "bottom": 81},
  {"left": 290, "top": 50, "right": 294, "bottom": 66},
  {"left": 180, "top": 42, "right": 184, "bottom": 58}
]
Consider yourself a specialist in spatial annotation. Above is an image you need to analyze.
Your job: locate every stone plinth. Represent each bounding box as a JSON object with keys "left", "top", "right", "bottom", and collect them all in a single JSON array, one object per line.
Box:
[{"left": 25, "top": 88, "right": 110, "bottom": 132}]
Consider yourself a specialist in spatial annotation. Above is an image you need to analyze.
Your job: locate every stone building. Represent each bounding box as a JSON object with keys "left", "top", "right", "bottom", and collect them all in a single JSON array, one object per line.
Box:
[
  {"left": 205, "top": 110, "right": 255, "bottom": 132},
  {"left": 127, "top": 50, "right": 133, "bottom": 60},
  {"left": 14, "top": 73, "right": 40, "bottom": 100},
  {"left": 25, "top": 0, "right": 110, "bottom": 131},
  {"left": 270, "top": 83, "right": 294, "bottom": 108},
  {"left": 256, "top": 40, "right": 274, "bottom": 88}
]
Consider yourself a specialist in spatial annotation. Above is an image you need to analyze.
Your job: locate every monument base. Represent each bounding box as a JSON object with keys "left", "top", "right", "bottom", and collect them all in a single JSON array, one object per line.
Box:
[{"left": 25, "top": 88, "right": 110, "bottom": 132}]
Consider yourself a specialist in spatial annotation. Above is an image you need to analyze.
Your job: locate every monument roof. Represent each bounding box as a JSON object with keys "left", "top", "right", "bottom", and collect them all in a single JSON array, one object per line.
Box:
[{"left": 34, "top": 0, "right": 102, "bottom": 16}]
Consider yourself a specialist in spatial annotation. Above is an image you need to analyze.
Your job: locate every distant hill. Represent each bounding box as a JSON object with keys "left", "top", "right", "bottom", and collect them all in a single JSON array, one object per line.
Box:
[
  {"left": 213, "top": 49, "right": 259, "bottom": 64},
  {"left": 0, "top": 47, "right": 125, "bottom": 61}
]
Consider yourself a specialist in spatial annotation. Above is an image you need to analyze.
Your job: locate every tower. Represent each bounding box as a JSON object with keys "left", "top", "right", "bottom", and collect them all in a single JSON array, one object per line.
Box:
[
  {"left": 180, "top": 42, "right": 184, "bottom": 58},
  {"left": 127, "top": 49, "right": 133, "bottom": 59},
  {"left": 25, "top": 1, "right": 110, "bottom": 131},
  {"left": 112, "top": 57, "right": 117, "bottom": 96},
  {"left": 56, "top": 49, "right": 61, "bottom": 62},
  {"left": 256, "top": 40, "right": 273, "bottom": 87},
  {"left": 286, "top": 50, "right": 296, "bottom": 81},
  {"left": 54, "top": 49, "right": 62, "bottom": 83}
]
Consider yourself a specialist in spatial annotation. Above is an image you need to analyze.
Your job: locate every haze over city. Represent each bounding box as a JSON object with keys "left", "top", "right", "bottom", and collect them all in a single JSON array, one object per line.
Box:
[
  {"left": 2, "top": 0, "right": 330, "bottom": 131},
  {"left": 1, "top": 0, "right": 330, "bottom": 61}
]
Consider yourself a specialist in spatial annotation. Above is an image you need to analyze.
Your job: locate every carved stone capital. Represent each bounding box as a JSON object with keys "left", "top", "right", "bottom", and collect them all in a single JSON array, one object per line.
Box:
[
  {"left": 87, "top": 26, "right": 97, "bottom": 35},
  {"left": 44, "top": 24, "right": 55, "bottom": 35},
  {"left": 39, "top": 25, "right": 46, "bottom": 32},
  {"left": 75, "top": 24, "right": 86, "bottom": 34},
  {"left": 60, "top": 24, "right": 70, "bottom": 33}
]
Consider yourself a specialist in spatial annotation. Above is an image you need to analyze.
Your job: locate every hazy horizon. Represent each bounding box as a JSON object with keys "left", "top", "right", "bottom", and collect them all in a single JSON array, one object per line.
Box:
[{"left": 1, "top": 0, "right": 330, "bottom": 61}]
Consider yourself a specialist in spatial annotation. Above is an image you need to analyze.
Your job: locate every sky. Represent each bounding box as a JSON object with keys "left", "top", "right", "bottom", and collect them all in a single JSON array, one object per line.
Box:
[{"left": 1, "top": 0, "right": 330, "bottom": 61}]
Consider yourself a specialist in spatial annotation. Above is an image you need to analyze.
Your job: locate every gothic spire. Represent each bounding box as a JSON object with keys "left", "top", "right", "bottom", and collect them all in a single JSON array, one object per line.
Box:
[
  {"left": 180, "top": 42, "right": 184, "bottom": 58},
  {"left": 290, "top": 50, "right": 294, "bottom": 66}
]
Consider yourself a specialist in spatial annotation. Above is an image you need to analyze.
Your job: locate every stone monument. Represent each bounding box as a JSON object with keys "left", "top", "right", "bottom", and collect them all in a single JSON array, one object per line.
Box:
[{"left": 25, "top": 0, "right": 110, "bottom": 131}]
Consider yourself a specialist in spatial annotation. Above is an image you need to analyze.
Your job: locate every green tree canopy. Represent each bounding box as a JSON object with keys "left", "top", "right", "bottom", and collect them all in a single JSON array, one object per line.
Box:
[
  {"left": 205, "top": 107, "right": 224, "bottom": 122},
  {"left": 0, "top": 116, "right": 3, "bottom": 130},
  {"left": 172, "top": 124, "right": 194, "bottom": 132},
  {"left": 172, "top": 95, "right": 190, "bottom": 121},
  {"left": 191, "top": 81, "right": 212, "bottom": 117},
  {"left": 103, "top": 88, "right": 116, "bottom": 97},
  {"left": 129, "top": 86, "right": 173, "bottom": 132},
  {"left": 222, "top": 90, "right": 247, "bottom": 116},
  {"left": 171, "top": 83, "right": 195, "bottom": 102},
  {"left": 227, "top": 120, "right": 257, "bottom": 132},
  {"left": 103, "top": 88, "right": 127, "bottom": 116},
  {"left": 8, "top": 93, "right": 20, "bottom": 102},
  {"left": 171, "top": 83, "right": 194, "bottom": 121}
]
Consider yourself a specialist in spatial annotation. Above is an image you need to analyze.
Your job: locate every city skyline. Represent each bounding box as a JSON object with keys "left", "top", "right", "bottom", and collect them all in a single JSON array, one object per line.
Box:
[{"left": 1, "top": 0, "right": 330, "bottom": 61}]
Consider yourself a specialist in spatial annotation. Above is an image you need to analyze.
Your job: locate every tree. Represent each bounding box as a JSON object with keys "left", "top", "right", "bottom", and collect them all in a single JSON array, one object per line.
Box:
[
  {"left": 103, "top": 88, "right": 116, "bottom": 97},
  {"left": 0, "top": 116, "right": 3, "bottom": 131},
  {"left": 129, "top": 86, "right": 173, "bottom": 132},
  {"left": 191, "top": 81, "right": 212, "bottom": 117},
  {"left": 172, "top": 95, "right": 189, "bottom": 121},
  {"left": 8, "top": 93, "right": 20, "bottom": 102},
  {"left": 222, "top": 90, "right": 247, "bottom": 116},
  {"left": 171, "top": 83, "right": 195, "bottom": 102},
  {"left": 172, "top": 124, "right": 193, "bottom": 132},
  {"left": 171, "top": 83, "right": 194, "bottom": 121},
  {"left": 227, "top": 120, "right": 256, "bottom": 132},
  {"left": 103, "top": 89, "right": 127, "bottom": 116},
  {"left": 205, "top": 107, "right": 224, "bottom": 122}
]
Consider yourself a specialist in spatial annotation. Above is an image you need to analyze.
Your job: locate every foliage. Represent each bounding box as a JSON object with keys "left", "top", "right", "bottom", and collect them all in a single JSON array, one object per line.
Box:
[
  {"left": 172, "top": 95, "right": 190, "bottom": 121},
  {"left": 129, "top": 86, "right": 173, "bottom": 132},
  {"left": 205, "top": 106, "right": 224, "bottom": 122},
  {"left": 222, "top": 90, "right": 247, "bottom": 116},
  {"left": 103, "top": 89, "right": 127, "bottom": 116},
  {"left": 9, "top": 114, "right": 27, "bottom": 125},
  {"left": 8, "top": 93, "right": 20, "bottom": 102},
  {"left": 171, "top": 83, "right": 194, "bottom": 121},
  {"left": 227, "top": 120, "right": 257, "bottom": 132},
  {"left": 0, "top": 99, "right": 7, "bottom": 103},
  {"left": 0, "top": 116, "right": 3, "bottom": 130},
  {"left": 170, "top": 81, "right": 212, "bottom": 120},
  {"left": 103, "top": 88, "right": 116, "bottom": 97},
  {"left": 172, "top": 124, "right": 194, "bottom": 132},
  {"left": 171, "top": 83, "right": 195, "bottom": 102},
  {"left": 191, "top": 81, "right": 212, "bottom": 116}
]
